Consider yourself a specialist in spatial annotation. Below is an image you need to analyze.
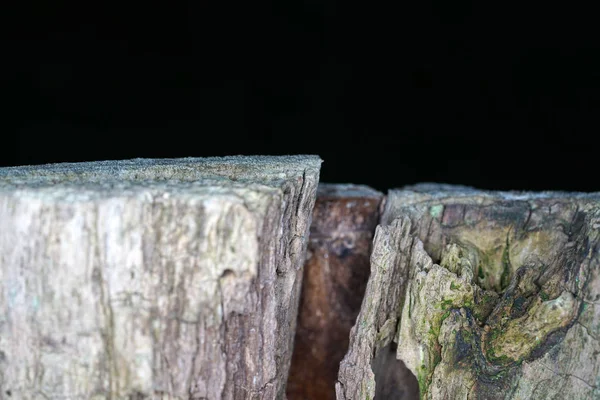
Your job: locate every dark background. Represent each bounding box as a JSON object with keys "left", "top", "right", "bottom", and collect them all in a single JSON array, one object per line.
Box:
[{"left": 3, "top": 2, "right": 599, "bottom": 192}]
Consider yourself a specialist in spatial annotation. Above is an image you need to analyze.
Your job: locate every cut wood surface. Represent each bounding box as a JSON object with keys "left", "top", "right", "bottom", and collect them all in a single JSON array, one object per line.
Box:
[
  {"left": 0, "top": 156, "right": 321, "bottom": 399},
  {"left": 337, "top": 184, "right": 600, "bottom": 399},
  {"left": 287, "top": 184, "right": 383, "bottom": 400}
]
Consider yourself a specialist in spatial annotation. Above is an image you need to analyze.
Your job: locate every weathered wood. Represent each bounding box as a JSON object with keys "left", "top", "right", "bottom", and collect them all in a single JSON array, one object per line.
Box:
[
  {"left": 337, "top": 184, "right": 600, "bottom": 399},
  {"left": 0, "top": 156, "right": 321, "bottom": 399},
  {"left": 287, "top": 184, "right": 383, "bottom": 400}
]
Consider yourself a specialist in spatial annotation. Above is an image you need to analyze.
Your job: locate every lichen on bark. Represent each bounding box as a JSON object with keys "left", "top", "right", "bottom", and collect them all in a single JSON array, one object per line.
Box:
[{"left": 337, "top": 185, "right": 600, "bottom": 400}]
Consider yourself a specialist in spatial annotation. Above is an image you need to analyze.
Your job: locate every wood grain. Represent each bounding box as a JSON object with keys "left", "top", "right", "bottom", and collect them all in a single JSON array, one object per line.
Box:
[{"left": 0, "top": 156, "right": 321, "bottom": 399}]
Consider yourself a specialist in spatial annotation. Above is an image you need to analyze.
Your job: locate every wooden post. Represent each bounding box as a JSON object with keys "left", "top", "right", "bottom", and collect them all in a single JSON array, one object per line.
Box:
[
  {"left": 287, "top": 184, "right": 383, "bottom": 400},
  {"left": 337, "top": 185, "right": 600, "bottom": 399},
  {"left": 0, "top": 156, "right": 321, "bottom": 399}
]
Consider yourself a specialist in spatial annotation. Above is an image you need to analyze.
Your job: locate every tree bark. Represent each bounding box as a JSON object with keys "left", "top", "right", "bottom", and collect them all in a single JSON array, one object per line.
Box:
[
  {"left": 287, "top": 184, "right": 383, "bottom": 400},
  {"left": 337, "top": 184, "right": 600, "bottom": 400},
  {"left": 0, "top": 156, "right": 321, "bottom": 399}
]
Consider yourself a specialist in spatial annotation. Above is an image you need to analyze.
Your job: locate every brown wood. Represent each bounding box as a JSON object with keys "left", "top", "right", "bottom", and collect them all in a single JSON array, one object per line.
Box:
[{"left": 287, "top": 184, "right": 383, "bottom": 400}]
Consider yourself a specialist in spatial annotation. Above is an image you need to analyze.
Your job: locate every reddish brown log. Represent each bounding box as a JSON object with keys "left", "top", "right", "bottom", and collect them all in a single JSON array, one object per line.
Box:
[{"left": 287, "top": 184, "right": 384, "bottom": 400}]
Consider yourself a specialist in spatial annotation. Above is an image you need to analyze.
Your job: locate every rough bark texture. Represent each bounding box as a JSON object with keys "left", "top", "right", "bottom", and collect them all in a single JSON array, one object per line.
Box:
[
  {"left": 337, "top": 184, "right": 600, "bottom": 400},
  {"left": 0, "top": 156, "right": 321, "bottom": 399},
  {"left": 287, "top": 184, "right": 383, "bottom": 400}
]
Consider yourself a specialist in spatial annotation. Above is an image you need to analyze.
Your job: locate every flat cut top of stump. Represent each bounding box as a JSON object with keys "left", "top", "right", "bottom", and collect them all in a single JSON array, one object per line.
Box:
[
  {"left": 316, "top": 183, "right": 383, "bottom": 199},
  {"left": 381, "top": 183, "right": 600, "bottom": 225},
  {"left": 0, "top": 155, "right": 322, "bottom": 194}
]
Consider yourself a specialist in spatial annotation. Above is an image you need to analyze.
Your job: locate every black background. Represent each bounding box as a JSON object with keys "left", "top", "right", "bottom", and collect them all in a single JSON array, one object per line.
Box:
[{"left": 3, "top": 2, "right": 599, "bottom": 192}]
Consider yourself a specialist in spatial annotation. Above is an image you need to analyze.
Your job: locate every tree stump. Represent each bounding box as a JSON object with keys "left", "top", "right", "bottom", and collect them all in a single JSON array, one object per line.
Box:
[
  {"left": 337, "top": 184, "right": 600, "bottom": 399},
  {"left": 287, "top": 184, "right": 383, "bottom": 400},
  {"left": 0, "top": 156, "right": 321, "bottom": 399}
]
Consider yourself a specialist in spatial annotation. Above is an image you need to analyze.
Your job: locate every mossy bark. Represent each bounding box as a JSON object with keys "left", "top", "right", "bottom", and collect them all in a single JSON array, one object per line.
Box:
[
  {"left": 337, "top": 185, "right": 600, "bottom": 400},
  {"left": 0, "top": 156, "right": 321, "bottom": 399}
]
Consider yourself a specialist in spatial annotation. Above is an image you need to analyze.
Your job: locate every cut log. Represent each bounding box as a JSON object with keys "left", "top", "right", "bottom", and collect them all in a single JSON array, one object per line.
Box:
[
  {"left": 287, "top": 184, "right": 383, "bottom": 400},
  {"left": 0, "top": 156, "right": 321, "bottom": 399},
  {"left": 337, "top": 184, "right": 600, "bottom": 400}
]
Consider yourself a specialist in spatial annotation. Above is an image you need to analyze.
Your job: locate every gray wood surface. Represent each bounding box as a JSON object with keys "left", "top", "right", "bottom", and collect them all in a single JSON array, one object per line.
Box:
[{"left": 0, "top": 156, "right": 321, "bottom": 399}]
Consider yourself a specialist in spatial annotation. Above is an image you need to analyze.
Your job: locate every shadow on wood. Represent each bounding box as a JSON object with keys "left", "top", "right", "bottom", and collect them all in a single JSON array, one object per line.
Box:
[{"left": 287, "top": 184, "right": 383, "bottom": 400}]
